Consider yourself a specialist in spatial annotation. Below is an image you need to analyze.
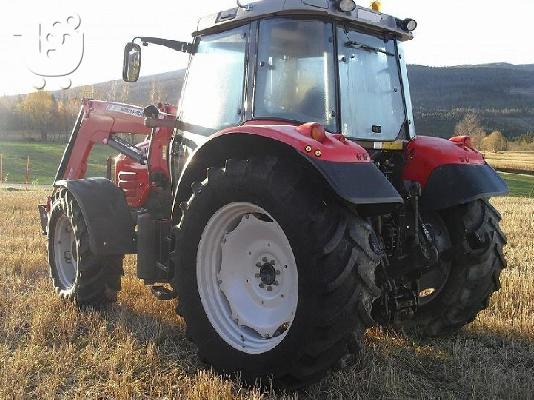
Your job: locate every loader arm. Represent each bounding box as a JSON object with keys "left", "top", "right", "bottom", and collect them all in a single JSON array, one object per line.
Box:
[{"left": 55, "top": 99, "right": 176, "bottom": 183}]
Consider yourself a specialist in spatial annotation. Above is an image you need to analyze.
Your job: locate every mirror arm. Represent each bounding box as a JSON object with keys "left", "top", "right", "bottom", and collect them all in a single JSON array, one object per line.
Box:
[{"left": 133, "top": 37, "right": 194, "bottom": 53}]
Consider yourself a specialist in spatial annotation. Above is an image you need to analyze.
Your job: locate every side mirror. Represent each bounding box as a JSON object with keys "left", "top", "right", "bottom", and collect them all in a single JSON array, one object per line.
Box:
[{"left": 123, "top": 42, "right": 142, "bottom": 82}]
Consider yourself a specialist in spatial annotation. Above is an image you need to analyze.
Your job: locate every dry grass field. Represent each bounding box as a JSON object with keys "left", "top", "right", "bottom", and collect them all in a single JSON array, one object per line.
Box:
[
  {"left": 483, "top": 151, "right": 534, "bottom": 174},
  {"left": 1, "top": 189, "right": 533, "bottom": 399}
]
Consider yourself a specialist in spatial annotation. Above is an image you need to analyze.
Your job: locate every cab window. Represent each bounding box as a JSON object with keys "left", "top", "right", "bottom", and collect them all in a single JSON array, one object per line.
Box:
[
  {"left": 254, "top": 19, "right": 336, "bottom": 131},
  {"left": 179, "top": 26, "right": 248, "bottom": 134}
]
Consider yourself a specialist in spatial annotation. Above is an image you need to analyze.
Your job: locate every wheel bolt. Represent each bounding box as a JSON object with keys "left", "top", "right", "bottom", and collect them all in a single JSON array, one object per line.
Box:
[
  {"left": 275, "top": 270, "right": 281, "bottom": 275},
  {"left": 255, "top": 273, "right": 260, "bottom": 278},
  {"left": 256, "top": 262, "right": 262, "bottom": 268},
  {"left": 269, "top": 259, "right": 275, "bottom": 265},
  {"left": 273, "top": 281, "right": 279, "bottom": 286},
  {"left": 267, "top": 286, "right": 272, "bottom": 291},
  {"left": 259, "top": 283, "right": 265, "bottom": 288},
  {"left": 262, "top": 256, "right": 267, "bottom": 262}
]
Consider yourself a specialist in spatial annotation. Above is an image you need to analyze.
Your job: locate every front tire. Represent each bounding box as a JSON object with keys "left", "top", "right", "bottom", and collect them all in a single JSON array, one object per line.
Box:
[
  {"left": 173, "top": 157, "right": 382, "bottom": 387},
  {"left": 48, "top": 189, "right": 123, "bottom": 305}
]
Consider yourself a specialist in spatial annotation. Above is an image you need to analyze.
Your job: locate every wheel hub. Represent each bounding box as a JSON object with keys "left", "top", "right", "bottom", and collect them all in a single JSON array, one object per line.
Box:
[{"left": 257, "top": 258, "right": 279, "bottom": 287}]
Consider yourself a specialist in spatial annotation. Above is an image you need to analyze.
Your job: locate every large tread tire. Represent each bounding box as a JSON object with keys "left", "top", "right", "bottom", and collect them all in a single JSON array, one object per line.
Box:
[
  {"left": 48, "top": 188, "right": 123, "bottom": 305},
  {"left": 403, "top": 199, "right": 506, "bottom": 336},
  {"left": 173, "top": 157, "right": 382, "bottom": 388}
]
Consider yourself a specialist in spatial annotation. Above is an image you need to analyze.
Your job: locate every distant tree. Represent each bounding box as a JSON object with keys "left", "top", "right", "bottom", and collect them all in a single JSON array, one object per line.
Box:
[
  {"left": 454, "top": 113, "right": 486, "bottom": 149},
  {"left": 56, "top": 98, "right": 80, "bottom": 142},
  {"left": 0, "top": 98, "right": 8, "bottom": 132},
  {"left": 79, "top": 84, "right": 95, "bottom": 99},
  {"left": 18, "top": 91, "right": 57, "bottom": 142},
  {"left": 516, "top": 132, "right": 534, "bottom": 143},
  {"left": 119, "top": 83, "right": 130, "bottom": 103},
  {"left": 483, "top": 131, "right": 508, "bottom": 153},
  {"left": 510, "top": 132, "right": 534, "bottom": 151},
  {"left": 150, "top": 81, "right": 162, "bottom": 105}
]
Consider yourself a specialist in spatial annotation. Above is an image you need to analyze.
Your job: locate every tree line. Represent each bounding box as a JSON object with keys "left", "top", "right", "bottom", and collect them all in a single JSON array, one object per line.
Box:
[
  {"left": 453, "top": 112, "right": 534, "bottom": 152},
  {"left": 1, "top": 82, "right": 533, "bottom": 149},
  {"left": 0, "top": 80, "right": 165, "bottom": 143}
]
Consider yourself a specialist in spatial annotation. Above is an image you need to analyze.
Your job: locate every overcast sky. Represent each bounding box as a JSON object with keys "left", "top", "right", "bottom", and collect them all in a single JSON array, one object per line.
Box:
[{"left": 1, "top": 0, "right": 533, "bottom": 95}]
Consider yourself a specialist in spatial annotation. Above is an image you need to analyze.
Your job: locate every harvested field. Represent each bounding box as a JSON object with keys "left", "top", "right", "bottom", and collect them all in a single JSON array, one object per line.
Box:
[{"left": 0, "top": 189, "right": 532, "bottom": 399}]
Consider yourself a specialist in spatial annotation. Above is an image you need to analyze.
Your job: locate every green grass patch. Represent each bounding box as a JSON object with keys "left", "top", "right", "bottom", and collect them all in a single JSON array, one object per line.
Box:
[
  {"left": 499, "top": 173, "right": 534, "bottom": 198},
  {"left": 0, "top": 141, "right": 116, "bottom": 185},
  {"left": 1, "top": 140, "right": 532, "bottom": 199}
]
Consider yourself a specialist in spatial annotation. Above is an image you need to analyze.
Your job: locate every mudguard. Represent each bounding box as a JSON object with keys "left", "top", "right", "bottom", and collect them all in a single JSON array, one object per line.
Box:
[
  {"left": 421, "top": 163, "right": 508, "bottom": 210},
  {"left": 307, "top": 158, "right": 403, "bottom": 205},
  {"left": 54, "top": 178, "right": 136, "bottom": 255},
  {"left": 174, "top": 126, "right": 403, "bottom": 215},
  {"left": 403, "top": 136, "right": 508, "bottom": 210}
]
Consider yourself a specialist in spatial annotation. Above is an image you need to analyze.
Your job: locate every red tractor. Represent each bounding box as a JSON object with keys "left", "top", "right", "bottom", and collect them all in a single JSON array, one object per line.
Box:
[{"left": 39, "top": 0, "right": 508, "bottom": 388}]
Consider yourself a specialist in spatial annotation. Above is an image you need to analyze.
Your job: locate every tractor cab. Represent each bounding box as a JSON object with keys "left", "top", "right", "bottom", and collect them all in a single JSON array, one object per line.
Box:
[{"left": 123, "top": 0, "right": 417, "bottom": 145}]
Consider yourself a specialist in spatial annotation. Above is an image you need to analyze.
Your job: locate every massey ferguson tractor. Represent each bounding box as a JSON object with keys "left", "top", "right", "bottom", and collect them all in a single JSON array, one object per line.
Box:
[{"left": 39, "top": 0, "right": 508, "bottom": 388}]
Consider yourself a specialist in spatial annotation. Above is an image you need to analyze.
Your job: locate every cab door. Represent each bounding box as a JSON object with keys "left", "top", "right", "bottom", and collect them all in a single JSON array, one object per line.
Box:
[{"left": 170, "top": 24, "right": 249, "bottom": 187}]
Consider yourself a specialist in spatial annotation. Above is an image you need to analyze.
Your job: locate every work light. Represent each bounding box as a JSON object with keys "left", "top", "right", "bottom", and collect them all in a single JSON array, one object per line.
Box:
[
  {"left": 402, "top": 18, "right": 418, "bottom": 32},
  {"left": 338, "top": 0, "right": 356, "bottom": 12}
]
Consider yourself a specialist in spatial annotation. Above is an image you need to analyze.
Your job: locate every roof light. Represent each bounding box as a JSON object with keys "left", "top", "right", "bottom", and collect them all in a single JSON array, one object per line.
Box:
[
  {"left": 402, "top": 18, "right": 418, "bottom": 32},
  {"left": 337, "top": 0, "right": 356, "bottom": 12},
  {"left": 370, "top": 1, "right": 382, "bottom": 12}
]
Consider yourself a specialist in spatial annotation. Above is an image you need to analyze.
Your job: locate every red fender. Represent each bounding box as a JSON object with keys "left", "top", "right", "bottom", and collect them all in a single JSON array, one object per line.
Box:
[
  {"left": 216, "top": 120, "right": 372, "bottom": 163},
  {"left": 402, "top": 136, "right": 485, "bottom": 187},
  {"left": 175, "top": 121, "right": 402, "bottom": 207}
]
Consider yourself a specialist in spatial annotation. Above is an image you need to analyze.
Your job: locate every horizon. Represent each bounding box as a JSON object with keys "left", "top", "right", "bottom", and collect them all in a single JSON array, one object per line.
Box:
[{"left": 3, "top": 61, "right": 532, "bottom": 98}]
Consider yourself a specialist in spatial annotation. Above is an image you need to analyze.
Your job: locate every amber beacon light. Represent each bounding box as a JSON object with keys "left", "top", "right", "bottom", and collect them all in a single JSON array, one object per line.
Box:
[{"left": 371, "top": 1, "right": 382, "bottom": 12}]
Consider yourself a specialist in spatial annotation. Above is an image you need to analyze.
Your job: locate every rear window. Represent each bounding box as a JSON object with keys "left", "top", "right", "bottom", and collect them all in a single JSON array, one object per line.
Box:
[{"left": 254, "top": 18, "right": 336, "bottom": 131}]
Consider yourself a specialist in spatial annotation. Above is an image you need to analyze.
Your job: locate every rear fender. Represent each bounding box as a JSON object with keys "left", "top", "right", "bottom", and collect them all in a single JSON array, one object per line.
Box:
[
  {"left": 54, "top": 178, "right": 136, "bottom": 255},
  {"left": 173, "top": 128, "right": 403, "bottom": 219},
  {"left": 403, "top": 136, "right": 508, "bottom": 210}
]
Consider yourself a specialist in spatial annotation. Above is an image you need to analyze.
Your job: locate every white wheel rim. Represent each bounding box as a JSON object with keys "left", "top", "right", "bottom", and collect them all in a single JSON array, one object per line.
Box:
[
  {"left": 197, "top": 202, "right": 298, "bottom": 354},
  {"left": 53, "top": 214, "right": 77, "bottom": 290}
]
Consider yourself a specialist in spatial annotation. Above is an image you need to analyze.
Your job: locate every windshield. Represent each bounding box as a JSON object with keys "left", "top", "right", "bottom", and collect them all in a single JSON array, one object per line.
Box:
[{"left": 337, "top": 27, "right": 407, "bottom": 141}]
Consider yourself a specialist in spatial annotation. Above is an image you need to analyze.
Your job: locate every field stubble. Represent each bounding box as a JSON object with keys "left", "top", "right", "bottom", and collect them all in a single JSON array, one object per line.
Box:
[
  {"left": 484, "top": 151, "right": 534, "bottom": 174},
  {"left": 0, "top": 189, "right": 532, "bottom": 399}
]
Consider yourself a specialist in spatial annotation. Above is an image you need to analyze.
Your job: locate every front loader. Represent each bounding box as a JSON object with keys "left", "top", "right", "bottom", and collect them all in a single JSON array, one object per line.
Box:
[{"left": 39, "top": 0, "right": 508, "bottom": 388}]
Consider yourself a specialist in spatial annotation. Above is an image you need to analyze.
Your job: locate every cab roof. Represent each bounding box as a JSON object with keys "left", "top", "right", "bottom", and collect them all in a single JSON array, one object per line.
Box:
[{"left": 195, "top": 0, "right": 413, "bottom": 41}]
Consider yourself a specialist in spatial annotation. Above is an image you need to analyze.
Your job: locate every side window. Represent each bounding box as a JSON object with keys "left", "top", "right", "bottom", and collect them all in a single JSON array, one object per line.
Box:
[
  {"left": 337, "top": 28, "right": 405, "bottom": 140},
  {"left": 179, "top": 26, "right": 248, "bottom": 134}
]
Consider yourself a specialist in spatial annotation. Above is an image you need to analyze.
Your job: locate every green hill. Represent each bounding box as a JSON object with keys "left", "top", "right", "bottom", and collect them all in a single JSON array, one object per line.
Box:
[
  {"left": 3, "top": 62, "right": 534, "bottom": 140},
  {"left": 408, "top": 63, "right": 534, "bottom": 138},
  {"left": 117, "top": 63, "right": 534, "bottom": 139}
]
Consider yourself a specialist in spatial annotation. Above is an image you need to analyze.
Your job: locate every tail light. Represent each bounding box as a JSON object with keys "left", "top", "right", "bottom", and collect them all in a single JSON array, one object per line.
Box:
[{"left": 297, "top": 122, "right": 327, "bottom": 143}]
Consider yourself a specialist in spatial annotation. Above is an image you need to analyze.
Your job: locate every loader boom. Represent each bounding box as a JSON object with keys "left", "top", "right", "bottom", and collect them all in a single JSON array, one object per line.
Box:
[{"left": 55, "top": 99, "right": 176, "bottom": 190}]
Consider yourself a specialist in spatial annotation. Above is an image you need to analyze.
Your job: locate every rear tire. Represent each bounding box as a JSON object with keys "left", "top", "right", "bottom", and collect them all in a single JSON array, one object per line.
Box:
[
  {"left": 48, "top": 189, "right": 123, "bottom": 305},
  {"left": 402, "top": 199, "right": 506, "bottom": 336},
  {"left": 173, "top": 157, "right": 382, "bottom": 387}
]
